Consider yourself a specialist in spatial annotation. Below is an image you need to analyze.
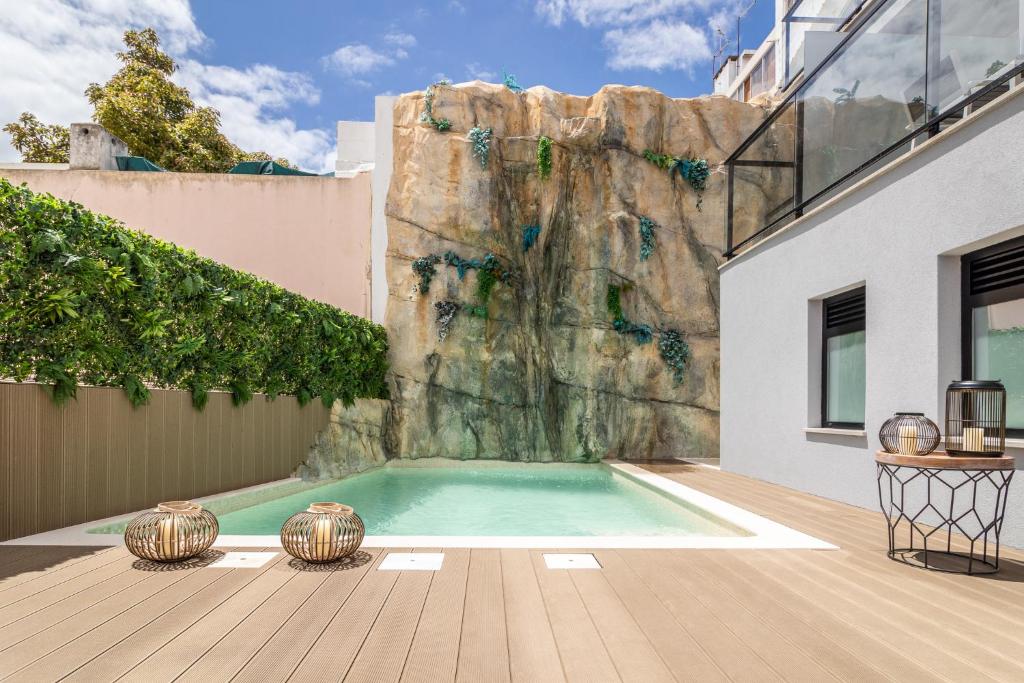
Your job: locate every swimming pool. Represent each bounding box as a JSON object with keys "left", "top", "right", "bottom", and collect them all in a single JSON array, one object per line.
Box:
[
  {"left": 215, "top": 463, "right": 749, "bottom": 537},
  {"left": 45, "top": 460, "right": 835, "bottom": 549}
]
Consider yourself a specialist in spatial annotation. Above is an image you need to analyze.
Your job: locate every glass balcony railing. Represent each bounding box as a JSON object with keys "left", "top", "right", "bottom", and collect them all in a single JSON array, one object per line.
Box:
[
  {"left": 784, "top": 0, "right": 867, "bottom": 86},
  {"left": 727, "top": 0, "right": 1024, "bottom": 258}
]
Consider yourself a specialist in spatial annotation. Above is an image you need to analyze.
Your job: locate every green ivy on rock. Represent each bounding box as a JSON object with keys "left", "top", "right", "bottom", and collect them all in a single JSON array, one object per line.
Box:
[
  {"left": 468, "top": 126, "right": 493, "bottom": 169},
  {"left": 537, "top": 136, "right": 552, "bottom": 180},
  {"left": 434, "top": 300, "right": 458, "bottom": 342},
  {"left": 503, "top": 71, "right": 524, "bottom": 93},
  {"left": 412, "top": 254, "right": 441, "bottom": 293},
  {"left": 606, "top": 284, "right": 653, "bottom": 344},
  {"left": 522, "top": 224, "right": 541, "bottom": 252},
  {"left": 420, "top": 80, "right": 453, "bottom": 132},
  {"left": 0, "top": 179, "right": 389, "bottom": 409},
  {"left": 658, "top": 330, "right": 690, "bottom": 384},
  {"left": 639, "top": 216, "right": 657, "bottom": 261},
  {"left": 643, "top": 149, "right": 710, "bottom": 210}
]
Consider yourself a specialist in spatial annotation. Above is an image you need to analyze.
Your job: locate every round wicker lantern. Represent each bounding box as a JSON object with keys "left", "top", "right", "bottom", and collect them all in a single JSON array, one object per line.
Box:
[
  {"left": 280, "top": 502, "right": 365, "bottom": 563},
  {"left": 124, "top": 501, "right": 218, "bottom": 562},
  {"left": 879, "top": 413, "right": 940, "bottom": 455}
]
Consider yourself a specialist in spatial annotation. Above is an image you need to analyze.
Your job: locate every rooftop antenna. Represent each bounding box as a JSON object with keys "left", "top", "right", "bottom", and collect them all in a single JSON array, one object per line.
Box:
[
  {"left": 736, "top": 0, "right": 757, "bottom": 57},
  {"left": 711, "top": 26, "right": 728, "bottom": 80}
]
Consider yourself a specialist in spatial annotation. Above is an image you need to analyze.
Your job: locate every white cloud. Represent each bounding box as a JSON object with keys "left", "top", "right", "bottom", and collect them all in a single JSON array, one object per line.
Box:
[
  {"left": 465, "top": 63, "right": 497, "bottom": 82},
  {"left": 604, "top": 19, "right": 711, "bottom": 72},
  {"left": 447, "top": 1, "right": 467, "bottom": 14},
  {"left": 0, "top": 0, "right": 205, "bottom": 160},
  {"left": 176, "top": 62, "right": 332, "bottom": 172},
  {"left": 322, "top": 44, "right": 397, "bottom": 76},
  {"left": 535, "top": 0, "right": 716, "bottom": 28},
  {"left": 0, "top": 0, "right": 333, "bottom": 172},
  {"left": 383, "top": 32, "right": 417, "bottom": 49},
  {"left": 534, "top": 0, "right": 734, "bottom": 73}
]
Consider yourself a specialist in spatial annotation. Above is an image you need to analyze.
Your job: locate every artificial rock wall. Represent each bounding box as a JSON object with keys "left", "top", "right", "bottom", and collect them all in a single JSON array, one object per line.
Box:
[
  {"left": 382, "top": 83, "right": 767, "bottom": 462},
  {"left": 304, "top": 82, "right": 765, "bottom": 475}
]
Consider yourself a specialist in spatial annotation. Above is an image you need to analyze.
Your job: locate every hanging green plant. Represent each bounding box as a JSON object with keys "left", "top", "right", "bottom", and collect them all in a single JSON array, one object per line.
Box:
[
  {"left": 642, "top": 149, "right": 710, "bottom": 210},
  {"left": 522, "top": 225, "right": 541, "bottom": 252},
  {"left": 658, "top": 329, "right": 690, "bottom": 384},
  {"left": 537, "top": 136, "right": 552, "bottom": 180},
  {"left": 412, "top": 254, "right": 441, "bottom": 293},
  {"left": 639, "top": 216, "right": 657, "bottom": 261},
  {"left": 615, "top": 318, "right": 653, "bottom": 344},
  {"left": 468, "top": 126, "right": 493, "bottom": 169},
  {"left": 435, "top": 300, "right": 459, "bottom": 342},
  {"left": 503, "top": 71, "right": 524, "bottom": 93},
  {"left": 420, "top": 80, "right": 453, "bottom": 132},
  {"left": 442, "top": 251, "right": 512, "bottom": 285},
  {"left": 476, "top": 268, "right": 497, "bottom": 304},
  {"left": 606, "top": 284, "right": 653, "bottom": 344},
  {"left": 607, "top": 284, "right": 623, "bottom": 321}
]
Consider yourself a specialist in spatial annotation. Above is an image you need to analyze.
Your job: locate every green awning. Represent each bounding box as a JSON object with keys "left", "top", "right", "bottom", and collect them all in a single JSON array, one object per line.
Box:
[
  {"left": 227, "top": 160, "right": 318, "bottom": 176},
  {"left": 115, "top": 156, "right": 166, "bottom": 172}
]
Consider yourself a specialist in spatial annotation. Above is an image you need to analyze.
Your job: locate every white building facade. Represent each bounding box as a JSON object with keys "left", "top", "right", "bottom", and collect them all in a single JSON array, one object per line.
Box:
[{"left": 719, "top": 0, "right": 1024, "bottom": 547}]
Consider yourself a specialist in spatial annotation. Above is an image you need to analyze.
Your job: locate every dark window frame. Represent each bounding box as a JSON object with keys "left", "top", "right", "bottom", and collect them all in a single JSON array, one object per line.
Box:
[
  {"left": 822, "top": 287, "right": 866, "bottom": 429},
  {"left": 961, "top": 235, "right": 1024, "bottom": 438}
]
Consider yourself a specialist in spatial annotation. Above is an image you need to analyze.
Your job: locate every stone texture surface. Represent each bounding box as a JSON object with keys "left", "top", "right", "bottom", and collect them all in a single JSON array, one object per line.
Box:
[
  {"left": 301, "top": 82, "right": 765, "bottom": 475},
  {"left": 296, "top": 399, "right": 389, "bottom": 480}
]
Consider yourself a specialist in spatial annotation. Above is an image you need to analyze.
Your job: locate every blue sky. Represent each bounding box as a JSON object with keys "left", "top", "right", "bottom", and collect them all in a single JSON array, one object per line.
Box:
[{"left": 0, "top": 1, "right": 775, "bottom": 171}]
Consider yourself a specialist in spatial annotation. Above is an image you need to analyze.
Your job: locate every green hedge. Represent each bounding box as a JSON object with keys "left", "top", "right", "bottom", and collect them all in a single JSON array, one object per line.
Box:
[{"left": 0, "top": 178, "right": 388, "bottom": 408}]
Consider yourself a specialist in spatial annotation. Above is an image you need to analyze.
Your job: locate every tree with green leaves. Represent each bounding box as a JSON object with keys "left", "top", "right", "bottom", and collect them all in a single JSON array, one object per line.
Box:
[
  {"left": 2, "top": 113, "right": 70, "bottom": 163},
  {"left": 4, "top": 28, "right": 289, "bottom": 172}
]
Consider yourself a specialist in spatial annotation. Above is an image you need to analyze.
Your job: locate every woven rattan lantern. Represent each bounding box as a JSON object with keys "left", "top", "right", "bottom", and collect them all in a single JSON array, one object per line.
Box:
[
  {"left": 879, "top": 413, "right": 940, "bottom": 455},
  {"left": 280, "top": 502, "right": 365, "bottom": 563},
  {"left": 124, "top": 501, "right": 218, "bottom": 562},
  {"left": 945, "top": 380, "right": 1006, "bottom": 456}
]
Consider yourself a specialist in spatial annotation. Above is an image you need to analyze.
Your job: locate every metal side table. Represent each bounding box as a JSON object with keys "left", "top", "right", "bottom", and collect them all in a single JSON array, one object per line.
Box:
[{"left": 875, "top": 451, "right": 1015, "bottom": 575}]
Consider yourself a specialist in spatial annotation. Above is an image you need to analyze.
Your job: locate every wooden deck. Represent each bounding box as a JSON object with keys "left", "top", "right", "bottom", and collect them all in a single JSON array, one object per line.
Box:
[{"left": 1, "top": 463, "right": 1023, "bottom": 682}]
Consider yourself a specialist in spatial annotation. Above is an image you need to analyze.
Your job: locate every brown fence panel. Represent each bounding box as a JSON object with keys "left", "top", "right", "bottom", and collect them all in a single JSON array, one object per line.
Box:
[{"left": 0, "top": 381, "right": 330, "bottom": 541}]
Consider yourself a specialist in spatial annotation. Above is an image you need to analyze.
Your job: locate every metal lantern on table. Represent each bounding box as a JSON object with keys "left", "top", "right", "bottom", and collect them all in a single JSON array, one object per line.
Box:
[
  {"left": 280, "top": 502, "right": 365, "bottom": 563},
  {"left": 944, "top": 380, "right": 1006, "bottom": 456},
  {"left": 879, "top": 413, "right": 940, "bottom": 455},
  {"left": 124, "top": 501, "right": 219, "bottom": 562}
]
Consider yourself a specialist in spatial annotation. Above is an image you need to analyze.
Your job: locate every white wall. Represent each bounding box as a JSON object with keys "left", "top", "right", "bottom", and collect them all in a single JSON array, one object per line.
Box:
[
  {"left": 336, "top": 121, "right": 375, "bottom": 177},
  {"left": 371, "top": 95, "right": 397, "bottom": 325},
  {"left": 720, "top": 90, "right": 1024, "bottom": 547}
]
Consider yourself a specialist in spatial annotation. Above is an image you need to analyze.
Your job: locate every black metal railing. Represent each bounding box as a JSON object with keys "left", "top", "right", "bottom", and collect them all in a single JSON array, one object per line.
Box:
[{"left": 726, "top": 0, "right": 1024, "bottom": 258}]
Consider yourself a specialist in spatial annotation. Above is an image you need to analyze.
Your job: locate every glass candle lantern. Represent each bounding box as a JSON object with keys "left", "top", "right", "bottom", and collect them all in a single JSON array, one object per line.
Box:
[
  {"left": 944, "top": 380, "right": 1006, "bottom": 456},
  {"left": 879, "top": 413, "right": 940, "bottom": 455}
]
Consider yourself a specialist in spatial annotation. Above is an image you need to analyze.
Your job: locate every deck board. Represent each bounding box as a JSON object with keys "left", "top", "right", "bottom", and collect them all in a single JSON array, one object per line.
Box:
[
  {"left": 456, "top": 548, "right": 511, "bottom": 683},
  {"left": 231, "top": 549, "right": 379, "bottom": 682},
  {"left": 1, "top": 464, "right": 1023, "bottom": 682},
  {"left": 400, "top": 547, "right": 470, "bottom": 683},
  {"left": 500, "top": 549, "right": 564, "bottom": 683}
]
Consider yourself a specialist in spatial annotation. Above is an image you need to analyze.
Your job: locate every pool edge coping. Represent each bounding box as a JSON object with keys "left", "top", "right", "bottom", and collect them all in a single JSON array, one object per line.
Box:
[{"left": 1, "top": 461, "right": 838, "bottom": 550}]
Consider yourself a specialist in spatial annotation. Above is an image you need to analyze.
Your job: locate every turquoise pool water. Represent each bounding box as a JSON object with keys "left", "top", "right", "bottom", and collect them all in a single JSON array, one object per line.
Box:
[{"left": 214, "top": 465, "right": 749, "bottom": 537}]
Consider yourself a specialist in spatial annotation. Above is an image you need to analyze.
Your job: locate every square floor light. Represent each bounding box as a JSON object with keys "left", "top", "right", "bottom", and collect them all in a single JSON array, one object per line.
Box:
[
  {"left": 543, "top": 553, "right": 601, "bottom": 569},
  {"left": 379, "top": 553, "right": 445, "bottom": 571},
  {"left": 208, "top": 551, "right": 279, "bottom": 569}
]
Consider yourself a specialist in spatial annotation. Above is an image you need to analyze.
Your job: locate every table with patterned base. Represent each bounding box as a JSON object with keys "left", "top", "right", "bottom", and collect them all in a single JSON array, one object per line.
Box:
[{"left": 875, "top": 451, "right": 1015, "bottom": 575}]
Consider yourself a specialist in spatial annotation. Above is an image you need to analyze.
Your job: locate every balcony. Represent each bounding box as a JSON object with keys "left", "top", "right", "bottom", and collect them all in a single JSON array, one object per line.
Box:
[{"left": 726, "top": 0, "right": 1024, "bottom": 258}]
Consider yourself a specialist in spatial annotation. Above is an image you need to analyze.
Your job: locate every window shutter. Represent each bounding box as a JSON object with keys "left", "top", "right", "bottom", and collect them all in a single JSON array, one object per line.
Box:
[
  {"left": 969, "top": 241, "right": 1024, "bottom": 296},
  {"left": 825, "top": 290, "right": 865, "bottom": 330}
]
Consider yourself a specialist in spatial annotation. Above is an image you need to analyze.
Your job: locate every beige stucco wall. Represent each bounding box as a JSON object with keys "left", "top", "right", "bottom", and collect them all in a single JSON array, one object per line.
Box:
[{"left": 0, "top": 169, "right": 372, "bottom": 316}]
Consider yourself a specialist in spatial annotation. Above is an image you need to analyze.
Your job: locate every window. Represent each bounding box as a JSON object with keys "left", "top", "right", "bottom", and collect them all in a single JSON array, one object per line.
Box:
[
  {"left": 962, "top": 235, "right": 1024, "bottom": 437},
  {"left": 822, "top": 287, "right": 866, "bottom": 428}
]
